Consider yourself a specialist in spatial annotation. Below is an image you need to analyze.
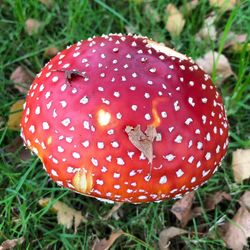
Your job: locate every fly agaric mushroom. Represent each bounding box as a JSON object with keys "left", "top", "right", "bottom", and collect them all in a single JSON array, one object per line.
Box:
[{"left": 20, "top": 34, "right": 229, "bottom": 203}]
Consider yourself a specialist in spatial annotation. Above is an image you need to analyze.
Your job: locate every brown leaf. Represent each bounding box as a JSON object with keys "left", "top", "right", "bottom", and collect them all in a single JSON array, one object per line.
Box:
[
  {"left": 196, "top": 51, "right": 235, "bottom": 85},
  {"left": 239, "top": 191, "right": 250, "bottom": 210},
  {"left": 204, "top": 191, "right": 231, "bottom": 211},
  {"left": 159, "top": 227, "right": 188, "bottom": 250},
  {"left": 221, "top": 191, "right": 250, "bottom": 249},
  {"left": 232, "top": 149, "right": 250, "bottom": 183},
  {"left": 102, "top": 202, "right": 123, "bottom": 220},
  {"left": 4, "top": 136, "right": 31, "bottom": 161},
  {"left": 222, "top": 206, "right": 250, "bottom": 250},
  {"left": 20, "top": 147, "right": 32, "bottom": 161},
  {"left": 39, "top": 0, "right": 54, "bottom": 8},
  {"left": 0, "top": 237, "right": 25, "bottom": 250},
  {"left": 93, "top": 230, "right": 124, "bottom": 250},
  {"left": 25, "top": 19, "right": 42, "bottom": 35},
  {"left": 10, "top": 66, "right": 34, "bottom": 94},
  {"left": 224, "top": 32, "right": 247, "bottom": 49},
  {"left": 195, "top": 14, "right": 217, "bottom": 42},
  {"left": 39, "top": 198, "right": 86, "bottom": 233},
  {"left": 165, "top": 4, "right": 185, "bottom": 37},
  {"left": 125, "top": 125, "right": 157, "bottom": 164},
  {"left": 209, "top": 0, "right": 239, "bottom": 12},
  {"left": 7, "top": 99, "right": 25, "bottom": 131},
  {"left": 44, "top": 46, "right": 59, "bottom": 58},
  {"left": 171, "top": 191, "right": 195, "bottom": 227}
]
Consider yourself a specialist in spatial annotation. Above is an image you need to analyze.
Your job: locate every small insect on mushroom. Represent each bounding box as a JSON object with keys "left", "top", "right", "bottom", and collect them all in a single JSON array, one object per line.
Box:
[
  {"left": 51, "top": 69, "right": 88, "bottom": 86},
  {"left": 21, "top": 34, "right": 229, "bottom": 203}
]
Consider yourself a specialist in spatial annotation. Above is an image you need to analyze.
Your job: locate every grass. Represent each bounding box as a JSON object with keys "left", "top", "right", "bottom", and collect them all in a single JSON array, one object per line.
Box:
[{"left": 0, "top": 0, "right": 250, "bottom": 249}]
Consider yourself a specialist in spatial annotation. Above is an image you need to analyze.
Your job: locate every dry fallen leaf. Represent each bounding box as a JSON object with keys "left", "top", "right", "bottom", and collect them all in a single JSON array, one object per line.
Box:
[
  {"left": 4, "top": 136, "right": 31, "bottom": 161},
  {"left": 196, "top": 51, "right": 235, "bottom": 85},
  {"left": 205, "top": 191, "right": 231, "bottom": 211},
  {"left": 239, "top": 191, "right": 250, "bottom": 210},
  {"left": 103, "top": 202, "right": 123, "bottom": 220},
  {"left": 222, "top": 206, "right": 250, "bottom": 249},
  {"left": 25, "top": 18, "right": 42, "bottom": 35},
  {"left": 224, "top": 32, "right": 247, "bottom": 49},
  {"left": 232, "top": 149, "right": 250, "bottom": 183},
  {"left": 0, "top": 237, "right": 25, "bottom": 250},
  {"left": 144, "top": 3, "right": 161, "bottom": 23},
  {"left": 44, "top": 46, "right": 59, "bottom": 58},
  {"left": 10, "top": 66, "right": 34, "bottom": 94},
  {"left": 180, "top": 0, "right": 199, "bottom": 14},
  {"left": 165, "top": 4, "right": 185, "bottom": 37},
  {"left": 171, "top": 191, "right": 195, "bottom": 227},
  {"left": 7, "top": 99, "right": 25, "bottom": 131},
  {"left": 93, "top": 230, "right": 124, "bottom": 250},
  {"left": 209, "top": 0, "right": 239, "bottom": 12},
  {"left": 125, "top": 125, "right": 157, "bottom": 164},
  {"left": 39, "top": 198, "right": 86, "bottom": 233},
  {"left": 195, "top": 14, "right": 217, "bottom": 42},
  {"left": 159, "top": 227, "right": 188, "bottom": 250}
]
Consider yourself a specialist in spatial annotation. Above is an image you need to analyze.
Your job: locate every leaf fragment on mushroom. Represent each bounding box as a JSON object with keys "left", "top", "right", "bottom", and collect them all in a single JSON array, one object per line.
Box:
[
  {"left": 196, "top": 51, "right": 235, "bottom": 85},
  {"left": 159, "top": 227, "right": 188, "bottom": 250},
  {"left": 38, "top": 198, "right": 86, "bottom": 233},
  {"left": 165, "top": 4, "right": 185, "bottom": 37},
  {"left": 232, "top": 149, "right": 250, "bottom": 183},
  {"left": 125, "top": 125, "right": 157, "bottom": 164},
  {"left": 93, "top": 230, "right": 124, "bottom": 250}
]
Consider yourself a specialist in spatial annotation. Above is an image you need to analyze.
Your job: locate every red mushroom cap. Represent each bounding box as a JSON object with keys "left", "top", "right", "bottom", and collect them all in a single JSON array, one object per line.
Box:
[{"left": 20, "top": 34, "right": 229, "bottom": 203}]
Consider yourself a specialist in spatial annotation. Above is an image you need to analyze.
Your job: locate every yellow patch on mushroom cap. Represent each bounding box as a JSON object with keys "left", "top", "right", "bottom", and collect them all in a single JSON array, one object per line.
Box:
[
  {"left": 97, "top": 109, "right": 111, "bottom": 126},
  {"left": 72, "top": 169, "right": 93, "bottom": 193}
]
